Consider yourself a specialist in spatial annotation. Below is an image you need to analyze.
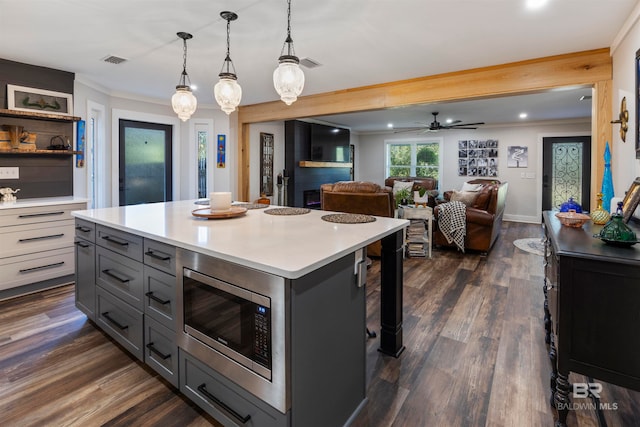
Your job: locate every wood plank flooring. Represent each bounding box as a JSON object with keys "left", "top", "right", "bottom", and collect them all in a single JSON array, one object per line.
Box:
[{"left": 1, "top": 221, "right": 639, "bottom": 426}]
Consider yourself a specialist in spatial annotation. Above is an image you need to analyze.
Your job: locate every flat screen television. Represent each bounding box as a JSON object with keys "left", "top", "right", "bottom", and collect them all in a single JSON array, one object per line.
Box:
[{"left": 310, "top": 123, "right": 350, "bottom": 162}]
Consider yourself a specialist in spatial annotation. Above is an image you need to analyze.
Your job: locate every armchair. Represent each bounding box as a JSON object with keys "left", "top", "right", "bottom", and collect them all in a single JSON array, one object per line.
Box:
[
  {"left": 320, "top": 181, "right": 394, "bottom": 257},
  {"left": 433, "top": 179, "right": 508, "bottom": 254}
]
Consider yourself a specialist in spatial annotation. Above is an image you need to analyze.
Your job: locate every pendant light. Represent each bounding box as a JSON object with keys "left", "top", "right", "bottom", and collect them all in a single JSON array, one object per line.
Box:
[
  {"left": 171, "top": 32, "right": 197, "bottom": 121},
  {"left": 273, "top": 0, "right": 305, "bottom": 105},
  {"left": 214, "top": 11, "right": 242, "bottom": 115}
]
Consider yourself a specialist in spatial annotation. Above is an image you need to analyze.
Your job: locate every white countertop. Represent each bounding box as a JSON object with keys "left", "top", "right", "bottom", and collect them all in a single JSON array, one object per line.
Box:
[
  {"left": 72, "top": 200, "right": 408, "bottom": 279},
  {"left": 0, "top": 196, "right": 88, "bottom": 210}
]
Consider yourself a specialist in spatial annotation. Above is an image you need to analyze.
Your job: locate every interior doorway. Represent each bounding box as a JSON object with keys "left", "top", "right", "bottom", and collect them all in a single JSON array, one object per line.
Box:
[
  {"left": 542, "top": 136, "right": 591, "bottom": 212},
  {"left": 118, "top": 119, "right": 173, "bottom": 206}
]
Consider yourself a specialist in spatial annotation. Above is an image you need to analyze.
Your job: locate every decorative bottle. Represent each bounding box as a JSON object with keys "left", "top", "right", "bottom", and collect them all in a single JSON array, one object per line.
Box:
[{"left": 590, "top": 192, "right": 610, "bottom": 225}]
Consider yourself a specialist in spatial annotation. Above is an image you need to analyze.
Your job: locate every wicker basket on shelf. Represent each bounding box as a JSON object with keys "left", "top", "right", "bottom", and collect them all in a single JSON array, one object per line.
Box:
[{"left": 555, "top": 210, "right": 591, "bottom": 228}]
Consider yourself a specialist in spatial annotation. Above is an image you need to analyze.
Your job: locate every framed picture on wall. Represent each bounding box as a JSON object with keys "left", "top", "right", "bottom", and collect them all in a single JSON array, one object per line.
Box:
[
  {"left": 507, "top": 146, "right": 528, "bottom": 168},
  {"left": 458, "top": 139, "right": 498, "bottom": 177},
  {"left": 7, "top": 84, "right": 73, "bottom": 116}
]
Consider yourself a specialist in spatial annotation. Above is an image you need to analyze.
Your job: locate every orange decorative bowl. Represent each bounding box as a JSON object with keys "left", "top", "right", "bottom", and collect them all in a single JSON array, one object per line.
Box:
[{"left": 555, "top": 210, "right": 591, "bottom": 228}]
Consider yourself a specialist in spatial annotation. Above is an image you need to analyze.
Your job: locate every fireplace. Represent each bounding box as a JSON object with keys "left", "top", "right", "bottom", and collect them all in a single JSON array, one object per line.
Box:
[{"left": 303, "top": 189, "right": 321, "bottom": 210}]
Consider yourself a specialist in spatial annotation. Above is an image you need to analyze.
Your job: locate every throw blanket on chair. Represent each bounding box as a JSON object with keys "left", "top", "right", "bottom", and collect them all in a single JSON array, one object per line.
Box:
[{"left": 438, "top": 201, "right": 466, "bottom": 252}]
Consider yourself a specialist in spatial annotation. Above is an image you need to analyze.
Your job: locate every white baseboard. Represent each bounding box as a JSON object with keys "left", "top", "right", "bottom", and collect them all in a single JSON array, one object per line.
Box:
[{"left": 504, "top": 214, "right": 541, "bottom": 224}]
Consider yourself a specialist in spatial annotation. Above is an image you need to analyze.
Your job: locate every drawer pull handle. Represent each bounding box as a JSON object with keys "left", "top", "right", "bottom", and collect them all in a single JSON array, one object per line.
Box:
[
  {"left": 197, "top": 383, "right": 251, "bottom": 424},
  {"left": 146, "top": 342, "right": 171, "bottom": 360},
  {"left": 145, "top": 250, "right": 171, "bottom": 261},
  {"left": 75, "top": 226, "right": 92, "bottom": 232},
  {"left": 18, "top": 211, "right": 64, "bottom": 218},
  {"left": 19, "top": 261, "right": 65, "bottom": 273},
  {"left": 75, "top": 241, "right": 91, "bottom": 248},
  {"left": 102, "top": 269, "right": 130, "bottom": 283},
  {"left": 101, "top": 312, "right": 129, "bottom": 330},
  {"left": 101, "top": 235, "right": 129, "bottom": 246},
  {"left": 145, "top": 291, "right": 171, "bottom": 305},
  {"left": 19, "top": 233, "right": 64, "bottom": 243}
]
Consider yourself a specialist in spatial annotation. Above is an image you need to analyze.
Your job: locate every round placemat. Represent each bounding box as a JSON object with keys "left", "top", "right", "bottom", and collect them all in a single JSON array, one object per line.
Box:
[
  {"left": 264, "top": 207, "right": 310, "bottom": 216},
  {"left": 194, "top": 200, "right": 268, "bottom": 210},
  {"left": 232, "top": 202, "right": 269, "bottom": 210},
  {"left": 321, "top": 213, "right": 376, "bottom": 224}
]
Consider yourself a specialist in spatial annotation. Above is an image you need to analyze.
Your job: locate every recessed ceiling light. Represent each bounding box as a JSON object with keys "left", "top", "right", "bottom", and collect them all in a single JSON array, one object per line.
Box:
[
  {"left": 579, "top": 95, "right": 592, "bottom": 101},
  {"left": 446, "top": 118, "right": 453, "bottom": 124},
  {"left": 526, "top": 0, "right": 548, "bottom": 10},
  {"left": 519, "top": 112, "right": 528, "bottom": 119},
  {"left": 190, "top": 84, "right": 198, "bottom": 91},
  {"left": 387, "top": 123, "right": 393, "bottom": 128}
]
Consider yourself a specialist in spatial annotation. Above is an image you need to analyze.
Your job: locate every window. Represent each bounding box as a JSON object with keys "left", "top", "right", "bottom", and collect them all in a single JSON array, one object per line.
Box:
[{"left": 386, "top": 139, "right": 441, "bottom": 181}]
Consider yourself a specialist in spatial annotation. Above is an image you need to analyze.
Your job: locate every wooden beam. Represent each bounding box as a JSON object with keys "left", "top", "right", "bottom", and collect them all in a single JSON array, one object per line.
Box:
[{"left": 237, "top": 48, "right": 612, "bottom": 202}]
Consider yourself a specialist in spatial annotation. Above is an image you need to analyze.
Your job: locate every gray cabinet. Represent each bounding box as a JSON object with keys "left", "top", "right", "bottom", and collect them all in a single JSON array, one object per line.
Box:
[
  {"left": 96, "top": 286, "right": 144, "bottom": 360},
  {"left": 74, "top": 219, "right": 96, "bottom": 320},
  {"left": 145, "top": 316, "right": 179, "bottom": 387},
  {"left": 181, "top": 351, "right": 289, "bottom": 427}
]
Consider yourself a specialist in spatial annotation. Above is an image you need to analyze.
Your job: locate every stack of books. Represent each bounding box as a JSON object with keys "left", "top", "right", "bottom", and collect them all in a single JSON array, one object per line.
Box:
[{"left": 406, "top": 219, "right": 427, "bottom": 257}]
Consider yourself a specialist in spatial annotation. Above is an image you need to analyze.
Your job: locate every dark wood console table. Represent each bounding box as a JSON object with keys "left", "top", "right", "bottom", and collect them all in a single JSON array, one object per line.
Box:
[{"left": 542, "top": 211, "right": 640, "bottom": 427}]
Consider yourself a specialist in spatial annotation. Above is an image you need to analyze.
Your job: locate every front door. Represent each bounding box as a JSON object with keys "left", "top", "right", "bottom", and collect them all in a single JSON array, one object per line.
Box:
[
  {"left": 119, "top": 119, "right": 173, "bottom": 206},
  {"left": 542, "top": 136, "right": 591, "bottom": 212}
]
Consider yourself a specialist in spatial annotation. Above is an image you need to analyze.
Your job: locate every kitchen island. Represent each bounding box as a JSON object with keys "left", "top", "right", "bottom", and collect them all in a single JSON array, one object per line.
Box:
[{"left": 72, "top": 200, "right": 407, "bottom": 427}]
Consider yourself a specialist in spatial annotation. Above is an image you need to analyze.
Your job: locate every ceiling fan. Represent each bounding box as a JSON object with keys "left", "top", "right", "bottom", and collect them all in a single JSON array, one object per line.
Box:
[{"left": 394, "top": 112, "right": 485, "bottom": 133}]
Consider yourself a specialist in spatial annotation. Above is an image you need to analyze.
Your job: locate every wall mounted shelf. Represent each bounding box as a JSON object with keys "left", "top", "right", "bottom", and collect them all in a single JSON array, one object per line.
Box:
[
  {"left": 0, "top": 108, "right": 81, "bottom": 122},
  {"left": 0, "top": 149, "right": 82, "bottom": 155},
  {"left": 298, "top": 161, "right": 353, "bottom": 168}
]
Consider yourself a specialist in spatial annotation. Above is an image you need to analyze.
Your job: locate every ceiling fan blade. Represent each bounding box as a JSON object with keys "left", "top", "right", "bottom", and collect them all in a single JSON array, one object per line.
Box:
[
  {"left": 393, "top": 127, "right": 424, "bottom": 133},
  {"left": 447, "top": 121, "right": 485, "bottom": 127},
  {"left": 445, "top": 126, "right": 479, "bottom": 129}
]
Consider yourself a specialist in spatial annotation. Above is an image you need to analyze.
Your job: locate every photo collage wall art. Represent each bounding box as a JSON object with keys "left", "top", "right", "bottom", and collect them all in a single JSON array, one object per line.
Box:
[{"left": 458, "top": 139, "right": 499, "bottom": 177}]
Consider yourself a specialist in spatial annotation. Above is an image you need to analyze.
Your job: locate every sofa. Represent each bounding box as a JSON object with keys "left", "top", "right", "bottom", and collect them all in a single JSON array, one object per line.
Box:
[
  {"left": 320, "top": 181, "right": 394, "bottom": 257},
  {"left": 384, "top": 177, "right": 439, "bottom": 207},
  {"left": 433, "top": 179, "right": 508, "bottom": 254}
]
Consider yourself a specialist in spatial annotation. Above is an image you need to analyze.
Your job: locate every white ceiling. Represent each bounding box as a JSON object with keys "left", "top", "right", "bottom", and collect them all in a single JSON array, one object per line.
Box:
[{"left": 0, "top": 0, "right": 636, "bottom": 131}]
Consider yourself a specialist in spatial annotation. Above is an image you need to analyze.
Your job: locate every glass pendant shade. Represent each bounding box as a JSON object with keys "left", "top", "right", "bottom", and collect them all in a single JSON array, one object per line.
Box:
[
  {"left": 273, "top": 57, "right": 305, "bottom": 105},
  {"left": 215, "top": 12, "right": 241, "bottom": 115},
  {"left": 172, "top": 85, "right": 197, "bottom": 121},
  {"left": 214, "top": 74, "right": 242, "bottom": 115}
]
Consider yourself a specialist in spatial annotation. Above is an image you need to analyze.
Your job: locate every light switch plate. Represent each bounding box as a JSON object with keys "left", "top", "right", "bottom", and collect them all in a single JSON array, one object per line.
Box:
[{"left": 0, "top": 167, "right": 19, "bottom": 179}]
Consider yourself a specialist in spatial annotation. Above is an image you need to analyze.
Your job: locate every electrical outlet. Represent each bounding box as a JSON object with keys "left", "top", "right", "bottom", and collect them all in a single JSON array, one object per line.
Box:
[{"left": 0, "top": 167, "right": 19, "bottom": 179}]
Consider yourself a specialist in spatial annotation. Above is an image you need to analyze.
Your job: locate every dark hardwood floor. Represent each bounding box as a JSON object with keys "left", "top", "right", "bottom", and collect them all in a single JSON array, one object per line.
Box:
[{"left": 1, "top": 221, "right": 639, "bottom": 426}]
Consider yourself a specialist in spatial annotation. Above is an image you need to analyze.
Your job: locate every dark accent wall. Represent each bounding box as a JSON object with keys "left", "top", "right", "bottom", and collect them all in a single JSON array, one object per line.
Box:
[
  {"left": 0, "top": 58, "right": 75, "bottom": 198},
  {"left": 0, "top": 58, "right": 74, "bottom": 108},
  {"left": 284, "top": 120, "right": 351, "bottom": 207}
]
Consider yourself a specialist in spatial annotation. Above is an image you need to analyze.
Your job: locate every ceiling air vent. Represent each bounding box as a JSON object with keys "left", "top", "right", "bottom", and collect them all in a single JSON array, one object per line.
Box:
[
  {"left": 102, "top": 55, "right": 127, "bottom": 65},
  {"left": 299, "top": 57, "right": 321, "bottom": 69}
]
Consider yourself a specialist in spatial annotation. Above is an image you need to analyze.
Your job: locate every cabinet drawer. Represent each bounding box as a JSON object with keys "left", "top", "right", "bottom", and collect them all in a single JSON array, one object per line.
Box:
[
  {"left": 0, "top": 220, "right": 74, "bottom": 259},
  {"left": 96, "top": 286, "right": 144, "bottom": 361},
  {"left": 0, "top": 203, "right": 85, "bottom": 227},
  {"left": 180, "top": 352, "right": 288, "bottom": 427},
  {"left": 75, "top": 238, "right": 96, "bottom": 321},
  {"left": 96, "top": 246, "right": 144, "bottom": 310},
  {"left": 143, "top": 265, "right": 176, "bottom": 330},
  {"left": 75, "top": 219, "right": 96, "bottom": 243},
  {"left": 145, "top": 316, "right": 179, "bottom": 387},
  {"left": 0, "top": 247, "right": 74, "bottom": 290},
  {"left": 143, "top": 238, "right": 176, "bottom": 275},
  {"left": 96, "top": 225, "right": 143, "bottom": 262}
]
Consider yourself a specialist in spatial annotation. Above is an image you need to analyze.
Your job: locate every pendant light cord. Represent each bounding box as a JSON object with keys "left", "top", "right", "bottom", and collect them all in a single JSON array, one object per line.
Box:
[
  {"left": 282, "top": 0, "right": 295, "bottom": 57},
  {"left": 220, "top": 15, "right": 237, "bottom": 76}
]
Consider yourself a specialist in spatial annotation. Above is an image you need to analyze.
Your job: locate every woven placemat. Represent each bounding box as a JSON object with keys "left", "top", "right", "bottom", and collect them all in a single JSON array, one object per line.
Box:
[
  {"left": 194, "top": 200, "right": 268, "bottom": 210},
  {"left": 264, "top": 207, "right": 311, "bottom": 216},
  {"left": 321, "top": 213, "right": 376, "bottom": 224},
  {"left": 232, "top": 202, "right": 269, "bottom": 210}
]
